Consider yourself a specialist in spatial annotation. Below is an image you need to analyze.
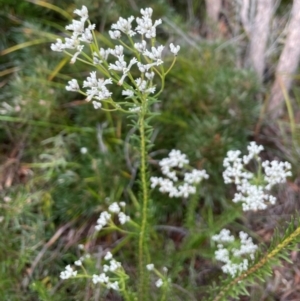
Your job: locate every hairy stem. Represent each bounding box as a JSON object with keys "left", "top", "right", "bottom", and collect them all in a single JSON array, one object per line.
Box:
[
  {"left": 212, "top": 224, "right": 300, "bottom": 301},
  {"left": 138, "top": 97, "right": 150, "bottom": 301}
]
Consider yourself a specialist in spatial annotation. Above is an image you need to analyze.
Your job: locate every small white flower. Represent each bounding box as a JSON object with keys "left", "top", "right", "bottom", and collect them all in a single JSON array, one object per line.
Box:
[
  {"left": 160, "top": 149, "right": 189, "bottom": 170},
  {"left": 95, "top": 224, "right": 102, "bottom": 231},
  {"left": 118, "top": 212, "right": 130, "bottom": 224},
  {"left": 243, "top": 142, "right": 264, "bottom": 164},
  {"left": 70, "top": 45, "right": 84, "bottom": 64},
  {"left": 136, "top": 8, "right": 162, "bottom": 39},
  {"left": 99, "top": 47, "right": 110, "bottom": 60},
  {"left": 145, "top": 71, "right": 155, "bottom": 80},
  {"left": 66, "top": 19, "right": 85, "bottom": 35},
  {"left": 79, "top": 28, "right": 94, "bottom": 43},
  {"left": 92, "top": 101, "right": 102, "bottom": 109},
  {"left": 140, "top": 7, "right": 153, "bottom": 18},
  {"left": 146, "top": 263, "right": 154, "bottom": 271},
  {"left": 103, "top": 264, "right": 109, "bottom": 272},
  {"left": 95, "top": 211, "right": 111, "bottom": 231},
  {"left": 122, "top": 89, "right": 134, "bottom": 98},
  {"left": 212, "top": 229, "right": 235, "bottom": 243},
  {"left": 137, "top": 62, "right": 147, "bottom": 73},
  {"left": 107, "top": 281, "right": 119, "bottom": 291},
  {"left": 78, "top": 244, "right": 85, "bottom": 250},
  {"left": 108, "top": 202, "right": 121, "bottom": 213},
  {"left": 117, "top": 57, "right": 138, "bottom": 85},
  {"left": 80, "top": 147, "right": 88, "bottom": 154},
  {"left": 145, "top": 86, "right": 156, "bottom": 94},
  {"left": 51, "top": 39, "right": 65, "bottom": 52},
  {"left": 184, "top": 169, "right": 209, "bottom": 184},
  {"left": 223, "top": 149, "right": 252, "bottom": 185},
  {"left": 83, "top": 72, "right": 112, "bottom": 102},
  {"left": 111, "top": 16, "right": 136, "bottom": 37},
  {"left": 66, "top": 79, "right": 80, "bottom": 91},
  {"left": 169, "top": 43, "right": 180, "bottom": 55},
  {"left": 92, "top": 273, "right": 109, "bottom": 284},
  {"left": 74, "top": 5, "right": 89, "bottom": 22},
  {"left": 134, "top": 40, "right": 147, "bottom": 53},
  {"left": 109, "top": 45, "right": 124, "bottom": 57},
  {"left": 150, "top": 176, "right": 160, "bottom": 188},
  {"left": 74, "top": 259, "right": 82, "bottom": 266},
  {"left": 109, "top": 30, "right": 121, "bottom": 39},
  {"left": 155, "top": 278, "right": 163, "bottom": 288},
  {"left": 177, "top": 183, "right": 196, "bottom": 198},
  {"left": 108, "top": 55, "right": 126, "bottom": 72},
  {"left": 135, "top": 78, "right": 147, "bottom": 92},
  {"left": 109, "top": 259, "right": 121, "bottom": 271},
  {"left": 143, "top": 45, "right": 164, "bottom": 61},
  {"left": 268, "top": 195, "right": 277, "bottom": 204},
  {"left": 64, "top": 36, "right": 78, "bottom": 49},
  {"left": 104, "top": 252, "right": 113, "bottom": 261}
]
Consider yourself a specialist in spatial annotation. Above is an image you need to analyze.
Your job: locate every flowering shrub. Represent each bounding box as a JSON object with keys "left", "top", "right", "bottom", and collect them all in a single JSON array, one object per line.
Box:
[{"left": 50, "top": 5, "right": 296, "bottom": 301}]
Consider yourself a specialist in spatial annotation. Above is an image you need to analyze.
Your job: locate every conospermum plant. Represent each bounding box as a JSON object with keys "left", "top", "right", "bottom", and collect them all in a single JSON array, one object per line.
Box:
[{"left": 50, "top": 5, "right": 298, "bottom": 301}]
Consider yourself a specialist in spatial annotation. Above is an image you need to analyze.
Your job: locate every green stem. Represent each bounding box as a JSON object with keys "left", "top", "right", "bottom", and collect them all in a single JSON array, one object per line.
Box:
[
  {"left": 120, "top": 276, "right": 131, "bottom": 301},
  {"left": 161, "top": 286, "right": 167, "bottom": 301},
  {"left": 138, "top": 97, "right": 150, "bottom": 301},
  {"left": 185, "top": 187, "right": 199, "bottom": 229},
  {"left": 212, "top": 224, "right": 300, "bottom": 301}
]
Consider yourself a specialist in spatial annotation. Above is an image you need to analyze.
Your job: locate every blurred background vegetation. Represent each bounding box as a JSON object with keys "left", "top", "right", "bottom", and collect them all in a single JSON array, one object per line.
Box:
[{"left": 1, "top": 0, "right": 300, "bottom": 300}]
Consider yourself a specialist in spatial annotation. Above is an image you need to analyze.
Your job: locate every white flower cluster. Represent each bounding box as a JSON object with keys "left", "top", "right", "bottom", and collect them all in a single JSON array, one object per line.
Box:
[
  {"left": 51, "top": 6, "right": 94, "bottom": 63},
  {"left": 262, "top": 160, "right": 292, "bottom": 190},
  {"left": 92, "top": 251, "right": 121, "bottom": 291},
  {"left": 212, "top": 229, "right": 258, "bottom": 277},
  {"left": 51, "top": 6, "right": 180, "bottom": 110},
  {"left": 223, "top": 142, "right": 292, "bottom": 211},
  {"left": 60, "top": 253, "right": 91, "bottom": 279},
  {"left": 95, "top": 201, "right": 130, "bottom": 231},
  {"left": 60, "top": 264, "right": 77, "bottom": 279},
  {"left": 108, "top": 8, "right": 180, "bottom": 91},
  {"left": 150, "top": 150, "right": 209, "bottom": 198},
  {"left": 60, "top": 251, "right": 121, "bottom": 291}
]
